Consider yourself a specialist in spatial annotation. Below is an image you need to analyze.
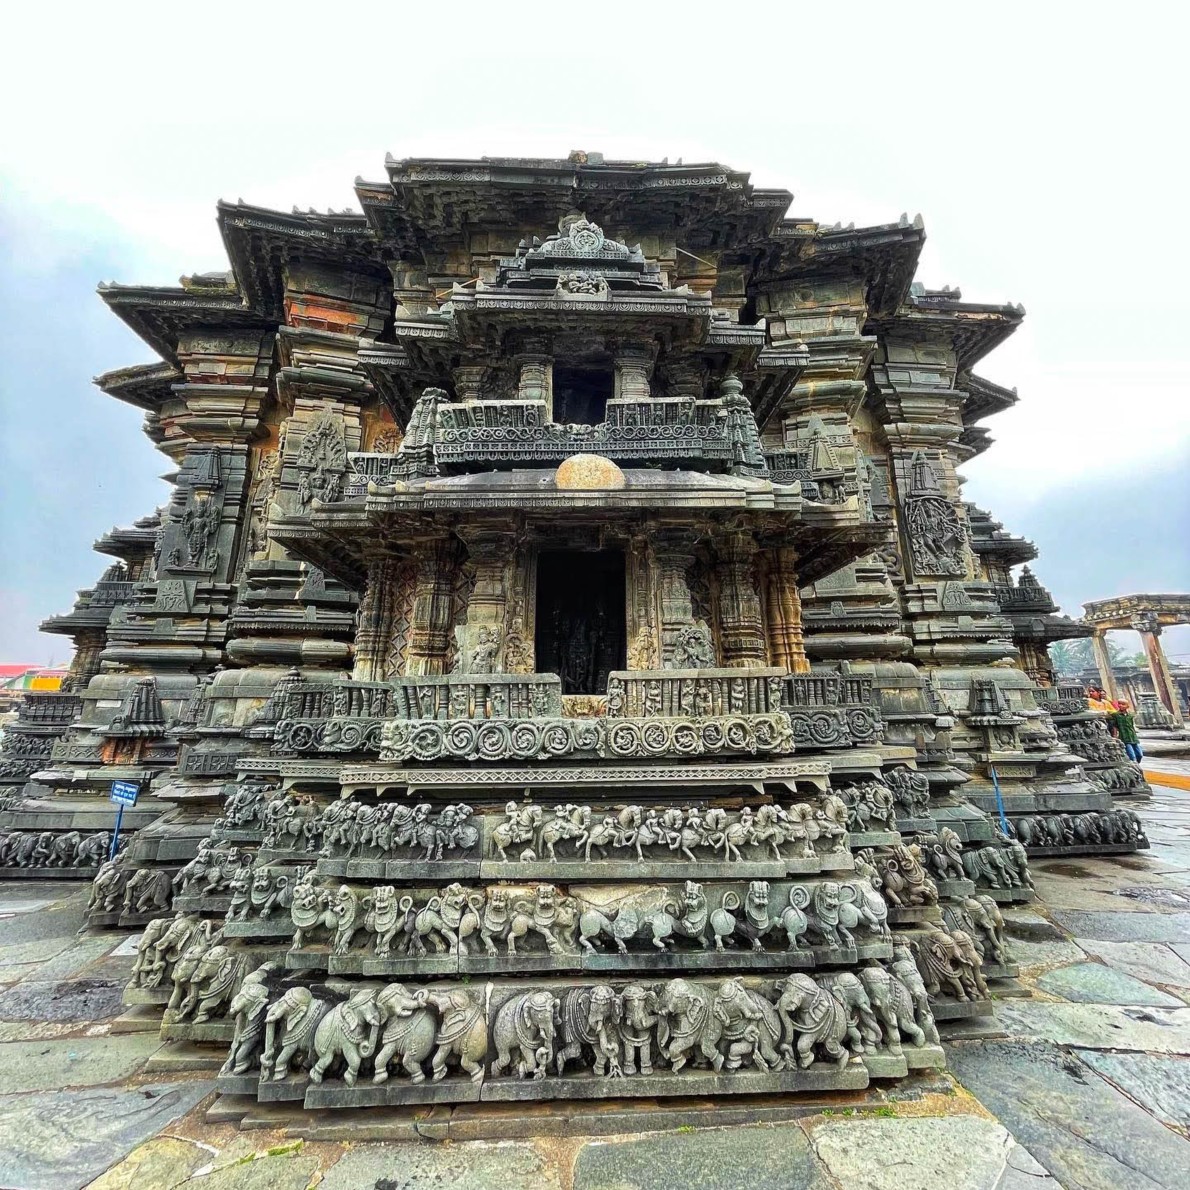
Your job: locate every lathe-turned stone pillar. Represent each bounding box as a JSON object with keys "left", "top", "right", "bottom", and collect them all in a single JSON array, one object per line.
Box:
[
  {"left": 764, "top": 546, "right": 810, "bottom": 674},
  {"left": 613, "top": 344, "right": 653, "bottom": 400},
  {"left": 1090, "top": 630, "right": 1120, "bottom": 700},
  {"left": 1135, "top": 614, "right": 1184, "bottom": 724},
  {"left": 456, "top": 531, "right": 515, "bottom": 674},
  {"left": 353, "top": 557, "right": 400, "bottom": 682},
  {"left": 405, "top": 537, "right": 460, "bottom": 676},
  {"left": 715, "top": 529, "right": 766, "bottom": 667},
  {"left": 514, "top": 335, "right": 553, "bottom": 418},
  {"left": 653, "top": 529, "right": 701, "bottom": 667}
]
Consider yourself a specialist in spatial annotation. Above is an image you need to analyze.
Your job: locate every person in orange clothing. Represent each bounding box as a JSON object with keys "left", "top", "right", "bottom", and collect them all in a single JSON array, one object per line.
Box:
[{"left": 1086, "top": 685, "right": 1116, "bottom": 714}]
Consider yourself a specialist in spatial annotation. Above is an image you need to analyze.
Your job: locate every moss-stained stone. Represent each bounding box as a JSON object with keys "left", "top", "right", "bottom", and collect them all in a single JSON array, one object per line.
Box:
[
  {"left": 86, "top": 1136, "right": 211, "bottom": 1190},
  {"left": 948, "top": 1041, "right": 1190, "bottom": 1190},
  {"left": 573, "top": 1124, "right": 830, "bottom": 1190},
  {"left": 990, "top": 1000, "right": 1190, "bottom": 1053},
  {"left": 808, "top": 1116, "right": 1056, "bottom": 1190},
  {"left": 1078, "top": 939, "right": 1190, "bottom": 989},
  {"left": 1074, "top": 1050, "right": 1190, "bottom": 1134},
  {"left": 1035, "top": 961, "right": 1183, "bottom": 1006},
  {"left": 321, "top": 1141, "right": 561, "bottom": 1190}
]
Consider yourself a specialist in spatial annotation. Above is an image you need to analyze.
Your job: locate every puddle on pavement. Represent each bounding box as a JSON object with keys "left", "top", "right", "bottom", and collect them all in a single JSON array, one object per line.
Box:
[
  {"left": 1040, "top": 863, "right": 1093, "bottom": 878},
  {"left": 1094, "top": 856, "right": 1158, "bottom": 872}
]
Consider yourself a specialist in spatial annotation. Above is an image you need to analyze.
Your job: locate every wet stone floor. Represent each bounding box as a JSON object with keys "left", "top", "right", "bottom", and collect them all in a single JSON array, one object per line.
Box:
[{"left": 0, "top": 778, "right": 1189, "bottom": 1189}]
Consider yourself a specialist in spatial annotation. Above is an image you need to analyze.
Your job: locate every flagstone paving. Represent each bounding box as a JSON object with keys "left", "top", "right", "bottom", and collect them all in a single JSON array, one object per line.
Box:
[{"left": 1, "top": 778, "right": 1190, "bottom": 1187}]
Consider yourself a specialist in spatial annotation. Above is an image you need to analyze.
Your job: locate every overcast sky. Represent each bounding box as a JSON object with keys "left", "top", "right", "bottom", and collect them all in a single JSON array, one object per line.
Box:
[{"left": 1, "top": 2, "right": 1187, "bottom": 667}]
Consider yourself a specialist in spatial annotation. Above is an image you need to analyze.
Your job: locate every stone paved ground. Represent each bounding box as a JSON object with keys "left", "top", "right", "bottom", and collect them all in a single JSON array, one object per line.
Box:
[{"left": 1, "top": 777, "right": 1189, "bottom": 1188}]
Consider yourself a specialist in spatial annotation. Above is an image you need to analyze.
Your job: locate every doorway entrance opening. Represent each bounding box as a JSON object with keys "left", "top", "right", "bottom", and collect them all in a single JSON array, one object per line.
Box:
[
  {"left": 535, "top": 550, "right": 626, "bottom": 695},
  {"left": 552, "top": 365, "right": 614, "bottom": 426}
]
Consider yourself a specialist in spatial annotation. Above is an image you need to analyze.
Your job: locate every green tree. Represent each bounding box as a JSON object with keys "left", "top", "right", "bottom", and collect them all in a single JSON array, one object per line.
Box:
[{"left": 1049, "top": 637, "right": 1129, "bottom": 677}]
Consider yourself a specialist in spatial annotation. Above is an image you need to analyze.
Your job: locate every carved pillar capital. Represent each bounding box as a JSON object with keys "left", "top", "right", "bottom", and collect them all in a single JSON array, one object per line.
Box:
[
  {"left": 452, "top": 365, "right": 487, "bottom": 403},
  {"left": 665, "top": 361, "right": 705, "bottom": 401}
]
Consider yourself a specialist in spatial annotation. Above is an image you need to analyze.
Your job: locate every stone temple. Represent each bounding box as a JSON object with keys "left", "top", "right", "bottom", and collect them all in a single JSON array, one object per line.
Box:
[{"left": 0, "top": 153, "right": 1150, "bottom": 1111}]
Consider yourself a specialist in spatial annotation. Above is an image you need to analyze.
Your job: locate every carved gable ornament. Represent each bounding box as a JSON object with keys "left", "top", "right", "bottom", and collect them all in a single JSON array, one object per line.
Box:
[
  {"left": 498, "top": 213, "right": 664, "bottom": 293},
  {"left": 904, "top": 452, "right": 966, "bottom": 577},
  {"left": 295, "top": 412, "right": 348, "bottom": 507}
]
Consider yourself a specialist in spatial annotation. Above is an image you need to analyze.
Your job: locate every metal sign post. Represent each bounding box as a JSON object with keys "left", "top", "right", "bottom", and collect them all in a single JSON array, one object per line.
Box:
[
  {"left": 109, "top": 780, "right": 140, "bottom": 860},
  {"left": 989, "top": 764, "right": 1010, "bottom": 837}
]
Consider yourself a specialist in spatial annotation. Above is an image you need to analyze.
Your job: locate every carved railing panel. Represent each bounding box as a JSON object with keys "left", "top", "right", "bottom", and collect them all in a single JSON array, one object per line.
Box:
[
  {"left": 606, "top": 668, "right": 785, "bottom": 718},
  {"left": 16, "top": 692, "right": 83, "bottom": 726}
]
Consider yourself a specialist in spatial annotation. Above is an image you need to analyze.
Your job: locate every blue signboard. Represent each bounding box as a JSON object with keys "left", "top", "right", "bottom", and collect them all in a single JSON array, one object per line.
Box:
[{"left": 110, "top": 780, "right": 140, "bottom": 807}]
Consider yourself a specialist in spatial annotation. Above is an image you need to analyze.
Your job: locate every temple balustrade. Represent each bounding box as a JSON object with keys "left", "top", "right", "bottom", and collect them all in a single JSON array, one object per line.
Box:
[
  {"left": 605, "top": 668, "right": 783, "bottom": 717},
  {"left": 1034, "top": 684, "right": 1090, "bottom": 716},
  {"left": 406, "top": 395, "right": 737, "bottom": 472},
  {"left": 15, "top": 692, "right": 84, "bottom": 727},
  {"left": 267, "top": 664, "right": 882, "bottom": 758},
  {"left": 783, "top": 670, "right": 882, "bottom": 747}
]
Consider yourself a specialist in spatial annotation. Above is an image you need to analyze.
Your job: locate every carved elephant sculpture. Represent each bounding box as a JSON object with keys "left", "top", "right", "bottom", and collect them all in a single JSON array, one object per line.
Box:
[
  {"left": 370, "top": 983, "right": 439, "bottom": 1084},
  {"left": 423, "top": 988, "right": 487, "bottom": 1084},
  {"left": 857, "top": 964, "right": 937, "bottom": 1052},
  {"left": 492, "top": 989, "right": 559, "bottom": 1080},
  {"left": 261, "top": 986, "right": 331, "bottom": 1081},
  {"left": 773, "top": 973, "right": 855, "bottom": 1070},
  {"left": 310, "top": 987, "right": 380, "bottom": 1085}
]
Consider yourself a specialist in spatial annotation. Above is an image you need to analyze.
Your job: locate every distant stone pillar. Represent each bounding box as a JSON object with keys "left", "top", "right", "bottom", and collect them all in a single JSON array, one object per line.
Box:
[
  {"left": 405, "top": 538, "right": 459, "bottom": 676},
  {"left": 353, "top": 558, "right": 398, "bottom": 681},
  {"left": 1134, "top": 615, "right": 1184, "bottom": 725},
  {"left": 453, "top": 365, "right": 487, "bottom": 404},
  {"left": 1090, "top": 630, "right": 1119, "bottom": 700},
  {"left": 515, "top": 336, "right": 553, "bottom": 419},
  {"left": 613, "top": 344, "right": 653, "bottom": 401},
  {"left": 653, "top": 531, "right": 699, "bottom": 666},
  {"left": 715, "top": 530, "right": 766, "bottom": 666},
  {"left": 665, "top": 362, "right": 704, "bottom": 402},
  {"left": 765, "top": 546, "right": 810, "bottom": 674}
]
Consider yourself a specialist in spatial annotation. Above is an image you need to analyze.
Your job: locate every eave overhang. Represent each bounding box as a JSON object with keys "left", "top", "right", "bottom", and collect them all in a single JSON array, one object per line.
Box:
[
  {"left": 357, "top": 155, "right": 792, "bottom": 259},
  {"left": 94, "top": 361, "right": 183, "bottom": 412},
  {"left": 97, "top": 278, "right": 271, "bottom": 366},
  {"left": 755, "top": 217, "right": 926, "bottom": 317},
  {"left": 216, "top": 201, "right": 384, "bottom": 322}
]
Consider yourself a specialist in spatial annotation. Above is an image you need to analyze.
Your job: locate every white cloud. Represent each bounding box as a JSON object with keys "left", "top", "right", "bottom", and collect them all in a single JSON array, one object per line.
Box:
[{"left": 2, "top": 0, "right": 1187, "bottom": 658}]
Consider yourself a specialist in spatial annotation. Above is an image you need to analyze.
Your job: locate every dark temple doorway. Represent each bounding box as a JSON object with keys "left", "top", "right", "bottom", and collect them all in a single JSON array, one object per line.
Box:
[
  {"left": 552, "top": 365, "right": 614, "bottom": 425},
  {"left": 535, "top": 550, "right": 626, "bottom": 694}
]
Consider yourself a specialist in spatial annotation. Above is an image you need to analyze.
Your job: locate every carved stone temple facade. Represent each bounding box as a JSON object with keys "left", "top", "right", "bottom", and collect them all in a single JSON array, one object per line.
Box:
[{"left": 0, "top": 154, "right": 1149, "bottom": 1111}]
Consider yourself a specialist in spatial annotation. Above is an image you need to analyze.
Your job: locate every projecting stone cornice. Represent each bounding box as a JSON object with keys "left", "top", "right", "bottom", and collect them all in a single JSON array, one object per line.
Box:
[
  {"left": 1083, "top": 594, "right": 1190, "bottom": 631},
  {"left": 93, "top": 361, "right": 181, "bottom": 411},
  {"left": 96, "top": 277, "right": 269, "bottom": 365}
]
